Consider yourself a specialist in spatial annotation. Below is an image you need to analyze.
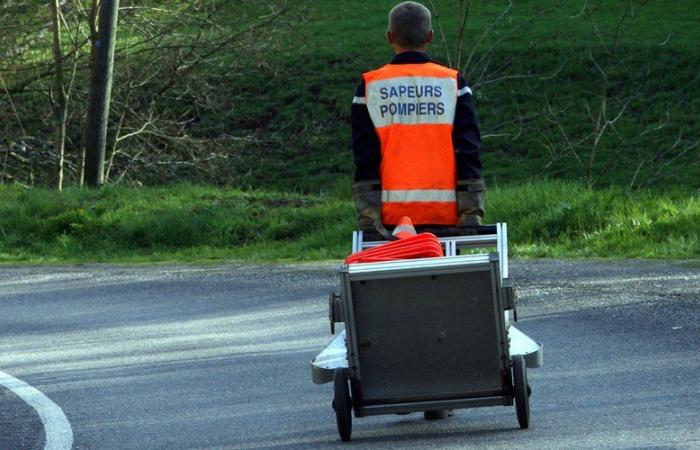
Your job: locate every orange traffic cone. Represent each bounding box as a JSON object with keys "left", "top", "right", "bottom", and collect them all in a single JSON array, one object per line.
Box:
[{"left": 392, "top": 216, "right": 417, "bottom": 239}]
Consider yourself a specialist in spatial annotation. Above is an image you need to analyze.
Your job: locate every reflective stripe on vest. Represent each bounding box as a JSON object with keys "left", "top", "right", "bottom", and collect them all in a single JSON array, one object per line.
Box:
[
  {"left": 382, "top": 189, "right": 456, "bottom": 203},
  {"left": 363, "top": 62, "right": 460, "bottom": 225}
]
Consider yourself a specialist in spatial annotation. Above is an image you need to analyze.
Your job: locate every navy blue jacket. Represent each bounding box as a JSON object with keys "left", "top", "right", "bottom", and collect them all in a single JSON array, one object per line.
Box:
[{"left": 351, "top": 51, "right": 482, "bottom": 183}]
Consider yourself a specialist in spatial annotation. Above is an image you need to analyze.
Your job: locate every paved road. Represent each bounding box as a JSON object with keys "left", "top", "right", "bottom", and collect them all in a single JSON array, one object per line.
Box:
[{"left": 0, "top": 260, "right": 698, "bottom": 449}]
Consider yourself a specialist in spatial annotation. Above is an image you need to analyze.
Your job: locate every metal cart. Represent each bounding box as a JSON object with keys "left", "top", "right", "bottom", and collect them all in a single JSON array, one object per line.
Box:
[{"left": 311, "top": 223, "right": 543, "bottom": 441}]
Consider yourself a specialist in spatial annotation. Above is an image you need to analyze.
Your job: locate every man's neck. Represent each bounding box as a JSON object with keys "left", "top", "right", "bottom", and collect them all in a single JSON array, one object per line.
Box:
[
  {"left": 395, "top": 50, "right": 428, "bottom": 55},
  {"left": 392, "top": 44, "right": 429, "bottom": 54}
]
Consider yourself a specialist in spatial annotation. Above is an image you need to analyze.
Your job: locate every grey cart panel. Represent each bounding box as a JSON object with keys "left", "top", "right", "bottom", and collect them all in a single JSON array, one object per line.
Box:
[
  {"left": 313, "top": 223, "right": 542, "bottom": 440},
  {"left": 350, "top": 266, "right": 505, "bottom": 400}
]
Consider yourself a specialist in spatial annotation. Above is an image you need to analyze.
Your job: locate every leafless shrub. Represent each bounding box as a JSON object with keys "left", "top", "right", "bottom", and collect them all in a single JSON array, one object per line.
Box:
[
  {"left": 0, "top": 0, "right": 299, "bottom": 187},
  {"left": 428, "top": 0, "right": 698, "bottom": 189}
]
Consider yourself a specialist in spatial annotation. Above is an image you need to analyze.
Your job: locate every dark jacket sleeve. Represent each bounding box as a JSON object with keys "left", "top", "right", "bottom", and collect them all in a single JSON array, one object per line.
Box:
[
  {"left": 453, "top": 74, "right": 482, "bottom": 181},
  {"left": 351, "top": 78, "right": 381, "bottom": 182}
]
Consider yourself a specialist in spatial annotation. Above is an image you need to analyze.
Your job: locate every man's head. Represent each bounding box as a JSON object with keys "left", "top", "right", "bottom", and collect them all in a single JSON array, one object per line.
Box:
[{"left": 387, "top": 1, "right": 433, "bottom": 53}]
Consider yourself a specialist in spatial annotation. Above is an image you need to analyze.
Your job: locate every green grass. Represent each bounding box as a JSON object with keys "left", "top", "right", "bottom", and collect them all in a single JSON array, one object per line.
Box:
[
  {"left": 2, "top": 2, "right": 698, "bottom": 263},
  {"left": 0, "top": 183, "right": 352, "bottom": 263},
  {"left": 3, "top": 1, "right": 698, "bottom": 191},
  {"left": 212, "top": 0, "right": 700, "bottom": 191},
  {"left": 0, "top": 182, "right": 697, "bottom": 263}
]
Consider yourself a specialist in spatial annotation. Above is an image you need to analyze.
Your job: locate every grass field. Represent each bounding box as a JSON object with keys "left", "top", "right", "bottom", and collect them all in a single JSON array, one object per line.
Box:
[
  {"left": 3, "top": 1, "right": 698, "bottom": 191},
  {"left": 1, "top": 1, "right": 698, "bottom": 263},
  {"left": 0, "top": 182, "right": 697, "bottom": 263},
  {"left": 220, "top": 0, "right": 700, "bottom": 191}
]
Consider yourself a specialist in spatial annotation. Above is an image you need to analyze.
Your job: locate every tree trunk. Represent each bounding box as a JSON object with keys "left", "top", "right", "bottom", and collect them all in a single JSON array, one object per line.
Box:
[
  {"left": 50, "top": 0, "right": 67, "bottom": 191},
  {"left": 80, "top": 0, "right": 100, "bottom": 188},
  {"left": 84, "top": 0, "right": 119, "bottom": 188}
]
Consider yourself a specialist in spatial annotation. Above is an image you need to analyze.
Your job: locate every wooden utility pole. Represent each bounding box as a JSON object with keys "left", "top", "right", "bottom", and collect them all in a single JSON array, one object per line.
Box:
[{"left": 84, "top": 0, "right": 119, "bottom": 188}]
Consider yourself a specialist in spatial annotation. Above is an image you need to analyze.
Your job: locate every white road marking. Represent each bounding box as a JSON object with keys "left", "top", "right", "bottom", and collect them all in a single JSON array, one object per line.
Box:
[{"left": 0, "top": 370, "right": 73, "bottom": 450}]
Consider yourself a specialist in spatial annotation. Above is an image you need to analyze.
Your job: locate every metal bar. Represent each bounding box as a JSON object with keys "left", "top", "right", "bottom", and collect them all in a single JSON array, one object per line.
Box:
[
  {"left": 349, "top": 265, "right": 492, "bottom": 282},
  {"left": 348, "top": 254, "right": 490, "bottom": 271},
  {"left": 341, "top": 272, "right": 362, "bottom": 383},
  {"left": 359, "top": 396, "right": 510, "bottom": 416},
  {"left": 501, "top": 223, "right": 509, "bottom": 279},
  {"left": 346, "top": 254, "right": 490, "bottom": 280},
  {"left": 361, "top": 234, "right": 498, "bottom": 251},
  {"left": 490, "top": 259, "right": 511, "bottom": 378},
  {"left": 352, "top": 231, "right": 362, "bottom": 254},
  {"left": 496, "top": 223, "right": 504, "bottom": 279},
  {"left": 454, "top": 235, "right": 498, "bottom": 249}
]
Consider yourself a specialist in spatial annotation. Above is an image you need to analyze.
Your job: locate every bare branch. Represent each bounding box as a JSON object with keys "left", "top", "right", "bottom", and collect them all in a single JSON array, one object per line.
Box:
[
  {"left": 462, "top": 0, "right": 513, "bottom": 75},
  {"left": 454, "top": 0, "right": 470, "bottom": 70},
  {"left": 0, "top": 73, "right": 27, "bottom": 136},
  {"left": 427, "top": 0, "right": 452, "bottom": 68}
]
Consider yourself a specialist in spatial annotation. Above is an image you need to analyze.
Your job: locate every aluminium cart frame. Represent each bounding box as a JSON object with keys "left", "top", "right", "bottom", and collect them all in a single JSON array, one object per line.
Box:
[{"left": 311, "top": 223, "right": 542, "bottom": 441}]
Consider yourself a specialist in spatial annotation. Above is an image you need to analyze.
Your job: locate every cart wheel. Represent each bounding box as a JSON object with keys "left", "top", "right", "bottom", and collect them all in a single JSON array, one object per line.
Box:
[
  {"left": 512, "top": 355, "right": 530, "bottom": 429},
  {"left": 333, "top": 369, "right": 352, "bottom": 441}
]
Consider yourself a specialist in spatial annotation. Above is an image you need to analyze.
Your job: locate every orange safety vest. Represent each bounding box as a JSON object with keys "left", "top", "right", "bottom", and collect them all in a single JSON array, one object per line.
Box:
[{"left": 363, "top": 62, "right": 459, "bottom": 226}]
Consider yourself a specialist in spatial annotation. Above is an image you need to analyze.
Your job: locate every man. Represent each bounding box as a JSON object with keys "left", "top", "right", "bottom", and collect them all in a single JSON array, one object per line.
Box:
[
  {"left": 351, "top": 1, "right": 484, "bottom": 233},
  {"left": 350, "top": 1, "right": 484, "bottom": 421}
]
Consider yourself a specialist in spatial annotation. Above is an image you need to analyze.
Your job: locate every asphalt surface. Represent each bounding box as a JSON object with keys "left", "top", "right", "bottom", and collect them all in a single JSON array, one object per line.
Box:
[{"left": 0, "top": 259, "right": 698, "bottom": 449}]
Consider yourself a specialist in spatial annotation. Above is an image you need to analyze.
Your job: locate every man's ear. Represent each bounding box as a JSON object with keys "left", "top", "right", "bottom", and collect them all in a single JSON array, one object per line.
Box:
[
  {"left": 425, "top": 29, "right": 434, "bottom": 44},
  {"left": 386, "top": 30, "right": 395, "bottom": 44}
]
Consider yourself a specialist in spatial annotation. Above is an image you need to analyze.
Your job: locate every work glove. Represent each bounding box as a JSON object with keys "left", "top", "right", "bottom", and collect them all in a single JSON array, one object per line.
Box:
[
  {"left": 352, "top": 180, "right": 381, "bottom": 232},
  {"left": 457, "top": 178, "right": 485, "bottom": 227}
]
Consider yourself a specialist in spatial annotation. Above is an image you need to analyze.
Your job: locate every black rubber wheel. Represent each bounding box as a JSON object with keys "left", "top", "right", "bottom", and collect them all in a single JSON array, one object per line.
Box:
[
  {"left": 333, "top": 369, "right": 352, "bottom": 441},
  {"left": 512, "top": 355, "right": 530, "bottom": 429}
]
